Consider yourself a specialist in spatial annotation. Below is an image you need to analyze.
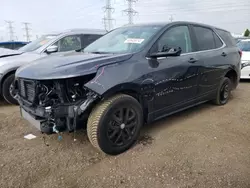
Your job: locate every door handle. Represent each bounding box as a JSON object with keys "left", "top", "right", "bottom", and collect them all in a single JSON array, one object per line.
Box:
[
  {"left": 221, "top": 52, "right": 227, "bottom": 57},
  {"left": 188, "top": 58, "right": 198, "bottom": 63}
]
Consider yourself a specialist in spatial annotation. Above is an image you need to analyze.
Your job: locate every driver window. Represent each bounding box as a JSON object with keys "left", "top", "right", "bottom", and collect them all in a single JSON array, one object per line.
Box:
[
  {"left": 155, "top": 25, "right": 192, "bottom": 54},
  {"left": 53, "top": 35, "right": 81, "bottom": 52}
]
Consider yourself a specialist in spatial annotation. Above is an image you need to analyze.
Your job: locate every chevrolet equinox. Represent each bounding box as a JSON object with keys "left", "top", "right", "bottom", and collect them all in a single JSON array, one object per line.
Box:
[{"left": 13, "top": 21, "right": 241, "bottom": 155}]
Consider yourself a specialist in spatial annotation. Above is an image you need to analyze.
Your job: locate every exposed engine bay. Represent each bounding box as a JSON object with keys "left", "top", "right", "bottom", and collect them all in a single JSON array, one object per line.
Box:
[{"left": 14, "top": 74, "right": 99, "bottom": 134}]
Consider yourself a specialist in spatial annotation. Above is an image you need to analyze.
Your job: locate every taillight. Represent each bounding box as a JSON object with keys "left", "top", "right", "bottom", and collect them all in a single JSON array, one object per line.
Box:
[{"left": 239, "top": 50, "right": 242, "bottom": 57}]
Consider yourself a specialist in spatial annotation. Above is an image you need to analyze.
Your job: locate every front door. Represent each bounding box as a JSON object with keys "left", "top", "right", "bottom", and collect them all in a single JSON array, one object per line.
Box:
[{"left": 148, "top": 25, "right": 201, "bottom": 118}]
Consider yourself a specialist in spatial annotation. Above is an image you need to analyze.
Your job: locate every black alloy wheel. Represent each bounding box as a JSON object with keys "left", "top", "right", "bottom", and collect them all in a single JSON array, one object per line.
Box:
[
  {"left": 87, "top": 94, "right": 143, "bottom": 155},
  {"left": 107, "top": 107, "right": 138, "bottom": 147},
  {"left": 212, "top": 77, "right": 231, "bottom": 105}
]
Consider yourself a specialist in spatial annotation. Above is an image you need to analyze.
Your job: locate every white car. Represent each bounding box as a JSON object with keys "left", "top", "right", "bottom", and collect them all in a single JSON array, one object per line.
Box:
[{"left": 237, "top": 39, "right": 250, "bottom": 79}]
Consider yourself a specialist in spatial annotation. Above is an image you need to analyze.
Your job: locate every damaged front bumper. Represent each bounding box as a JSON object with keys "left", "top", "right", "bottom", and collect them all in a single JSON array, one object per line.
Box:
[{"left": 17, "top": 93, "right": 99, "bottom": 134}]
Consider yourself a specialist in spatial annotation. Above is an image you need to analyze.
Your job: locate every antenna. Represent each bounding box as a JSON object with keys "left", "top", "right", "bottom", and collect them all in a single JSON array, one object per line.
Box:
[
  {"left": 122, "top": 0, "right": 138, "bottom": 25},
  {"left": 23, "top": 22, "right": 32, "bottom": 42},
  {"left": 103, "top": 0, "right": 115, "bottom": 31},
  {"left": 5, "top": 20, "right": 15, "bottom": 41}
]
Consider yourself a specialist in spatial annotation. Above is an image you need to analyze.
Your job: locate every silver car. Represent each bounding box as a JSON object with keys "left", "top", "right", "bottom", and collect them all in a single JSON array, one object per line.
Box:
[{"left": 0, "top": 28, "right": 106, "bottom": 104}]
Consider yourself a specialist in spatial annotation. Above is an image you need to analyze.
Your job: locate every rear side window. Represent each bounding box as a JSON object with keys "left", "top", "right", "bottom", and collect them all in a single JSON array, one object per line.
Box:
[
  {"left": 193, "top": 26, "right": 216, "bottom": 51},
  {"left": 216, "top": 29, "right": 236, "bottom": 47}
]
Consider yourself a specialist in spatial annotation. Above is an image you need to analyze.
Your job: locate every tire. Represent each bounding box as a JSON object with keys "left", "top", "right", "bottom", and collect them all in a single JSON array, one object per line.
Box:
[
  {"left": 87, "top": 94, "right": 143, "bottom": 155},
  {"left": 2, "top": 74, "right": 18, "bottom": 105},
  {"left": 212, "top": 77, "right": 231, "bottom": 105}
]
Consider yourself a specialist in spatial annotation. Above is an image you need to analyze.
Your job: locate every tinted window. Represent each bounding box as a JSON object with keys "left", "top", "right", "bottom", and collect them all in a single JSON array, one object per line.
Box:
[
  {"left": 193, "top": 26, "right": 216, "bottom": 51},
  {"left": 83, "top": 34, "right": 102, "bottom": 48},
  {"left": 213, "top": 32, "right": 223, "bottom": 48},
  {"left": 0, "top": 43, "right": 12, "bottom": 49},
  {"left": 155, "top": 25, "right": 192, "bottom": 54},
  {"left": 12, "top": 43, "right": 26, "bottom": 49},
  {"left": 216, "top": 29, "right": 236, "bottom": 47},
  {"left": 54, "top": 35, "right": 82, "bottom": 52}
]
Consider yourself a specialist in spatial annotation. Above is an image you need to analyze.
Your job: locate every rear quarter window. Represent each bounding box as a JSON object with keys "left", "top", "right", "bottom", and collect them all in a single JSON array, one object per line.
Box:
[{"left": 216, "top": 29, "right": 236, "bottom": 47}]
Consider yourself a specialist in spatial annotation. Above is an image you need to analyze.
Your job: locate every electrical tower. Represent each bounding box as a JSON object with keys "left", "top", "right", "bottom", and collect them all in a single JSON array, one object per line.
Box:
[
  {"left": 103, "top": 0, "right": 115, "bottom": 31},
  {"left": 123, "top": 0, "right": 138, "bottom": 25},
  {"left": 5, "top": 20, "right": 15, "bottom": 41},
  {"left": 169, "top": 15, "right": 174, "bottom": 22},
  {"left": 23, "top": 22, "right": 32, "bottom": 42}
]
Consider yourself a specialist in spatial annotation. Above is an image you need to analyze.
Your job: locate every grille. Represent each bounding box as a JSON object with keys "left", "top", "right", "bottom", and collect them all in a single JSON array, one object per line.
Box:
[{"left": 19, "top": 79, "right": 36, "bottom": 102}]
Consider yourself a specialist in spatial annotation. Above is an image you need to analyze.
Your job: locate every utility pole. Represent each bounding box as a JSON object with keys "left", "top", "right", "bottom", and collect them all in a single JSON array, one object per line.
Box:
[
  {"left": 5, "top": 20, "right": 15, "bottom": 41},
  {"left": 169, "top": 15, "right": 174, "bottom": 22},
  {"left": 123, "top": 0, "right": 138, "bottom": 25},
  {"left": 103, "top": 0, "right": 115, "bottom": 31},
  {"left": 23, "top": 22, "right": 32, "bottom": 42}
]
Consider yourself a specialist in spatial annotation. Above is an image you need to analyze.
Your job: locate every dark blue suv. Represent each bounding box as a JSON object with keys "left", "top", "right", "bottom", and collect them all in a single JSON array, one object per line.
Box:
[{"left": 14, "top": 21, "right": 241, "bottom": 155}]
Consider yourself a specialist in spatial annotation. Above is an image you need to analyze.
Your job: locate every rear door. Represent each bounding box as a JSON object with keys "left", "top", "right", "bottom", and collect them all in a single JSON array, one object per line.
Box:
[{"left": 191, "top": 25, "right": 227, "bottom": 97}]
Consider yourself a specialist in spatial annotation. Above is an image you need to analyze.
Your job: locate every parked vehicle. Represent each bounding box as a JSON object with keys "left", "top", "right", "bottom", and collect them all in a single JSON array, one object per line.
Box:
[
  {"left": 0, "top": 41, "right": 29, "bottom": 50},
  {"left": 0, "top": 47, "right": 22, "bottom": 58},
  {"left": 234, "top": 36, "right": 250, "bottom": 43},
  {"left": 237, "top": 39, "right": 250, "bottom": 79},
  {"left": 14, "top": 21, "right": 241, "bottom": 155},
  {"left": 0, "top": 29, "right": 106, "bottom": 104}
]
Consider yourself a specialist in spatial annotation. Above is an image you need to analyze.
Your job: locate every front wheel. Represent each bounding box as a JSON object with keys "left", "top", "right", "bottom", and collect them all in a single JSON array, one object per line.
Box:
[
  {"left": 87, "top": 94, "right": 143, "bottom": 155},
  {"left": 212, "top": 77, "right": 231, "bottom": 105},
  {"left": 2, "top": 74, "right": 18, "bottom": 105}
]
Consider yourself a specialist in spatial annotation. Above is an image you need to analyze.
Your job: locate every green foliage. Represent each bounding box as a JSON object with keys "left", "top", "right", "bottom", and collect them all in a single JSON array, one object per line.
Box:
[{"left": 244, "top": 29, "right": 250, "bottom": 37}]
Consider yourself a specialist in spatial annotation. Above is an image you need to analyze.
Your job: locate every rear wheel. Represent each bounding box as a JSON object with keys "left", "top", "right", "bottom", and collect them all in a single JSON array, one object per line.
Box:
[
  {"left": 212, "top": 77, "right": 231, "bottom": 105},
  {"left": 87, "top": 94, "right": 143, "bottom": 155},
  {"left": 2, "top": 74, "right": 18, "bottom": 105}
]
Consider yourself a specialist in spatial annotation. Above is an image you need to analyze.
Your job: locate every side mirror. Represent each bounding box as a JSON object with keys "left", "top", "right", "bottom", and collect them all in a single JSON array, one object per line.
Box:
[
  {"left": 150, "top": 47, "right": 182, "bottom": 58},
  {"left": 46, "top": 45, "right": 58, "bottom": 54}
]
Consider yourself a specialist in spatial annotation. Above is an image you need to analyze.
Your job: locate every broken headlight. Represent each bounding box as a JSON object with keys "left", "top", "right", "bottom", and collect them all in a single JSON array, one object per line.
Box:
[{"left": 65, "top": 74, "right": 96, "bottom": 102}]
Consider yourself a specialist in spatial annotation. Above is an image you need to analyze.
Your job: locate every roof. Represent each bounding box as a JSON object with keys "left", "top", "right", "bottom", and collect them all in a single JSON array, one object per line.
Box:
[
  {"left": 0, "top": 41, "right": 29, "bottom": 44},
  {"left": 121, "top": 21, "right": 230, "bottom": 33},
  {"left": 48, "top": 28, "right": 107, "bottom": 36}
]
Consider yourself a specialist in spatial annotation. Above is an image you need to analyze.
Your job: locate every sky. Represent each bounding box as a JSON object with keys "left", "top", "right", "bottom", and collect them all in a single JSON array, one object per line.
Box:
[{"left": 1, "top": 0, "right": 249, "bottom": 41}]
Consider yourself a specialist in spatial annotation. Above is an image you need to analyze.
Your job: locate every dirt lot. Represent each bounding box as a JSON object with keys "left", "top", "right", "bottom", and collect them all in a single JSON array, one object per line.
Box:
[{"left": 1, "top": 82, "right": 250, "bottom": 188}]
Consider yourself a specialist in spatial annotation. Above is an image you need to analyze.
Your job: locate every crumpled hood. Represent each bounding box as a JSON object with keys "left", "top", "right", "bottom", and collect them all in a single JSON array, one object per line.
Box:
[
  {"left": 16, "top": 52, "right": 133, "bottom": 80},
  {"left": 0, "top": 48, "right": 23, "bottom": 58}
]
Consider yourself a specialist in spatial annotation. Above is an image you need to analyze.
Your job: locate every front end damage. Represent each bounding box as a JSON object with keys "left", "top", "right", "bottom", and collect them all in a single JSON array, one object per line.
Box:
[{"left": 13, "top": 75, "right": 100, "bottom": 134}]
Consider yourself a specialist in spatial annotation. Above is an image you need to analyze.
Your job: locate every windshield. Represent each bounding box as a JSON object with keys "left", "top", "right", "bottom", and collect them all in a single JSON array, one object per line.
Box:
[
  {"left": 84, "top": 25, "right": 163, "bottom": 54},
  {"left": 237, "top": 41, "right": 250, "bottom": 51},
  {"left": 18, "top": 35, "right": 57, "bottom": 52}
]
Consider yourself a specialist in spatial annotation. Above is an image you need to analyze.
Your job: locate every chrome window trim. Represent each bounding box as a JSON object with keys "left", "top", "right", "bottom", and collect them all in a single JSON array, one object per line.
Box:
[
  {"left": 145, "top": 25, "right": 227, "bottom": 60},
  {"left": 181, "top": 27, "right": 226, "bottom": 56}
]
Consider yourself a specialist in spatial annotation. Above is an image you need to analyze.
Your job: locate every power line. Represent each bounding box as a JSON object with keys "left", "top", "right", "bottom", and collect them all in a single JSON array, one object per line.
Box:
[
  {"left": 103, "top": 0, "right": 115, "bottom": 31},
  {"left": 123, "top": 0, "right": 138, "bottom": 25},
  {"left": 5, "top": 20, "right": 15, "bottom": 41},
  {"left": 23, "top": 22, "right": 32, "bottom": 42}
]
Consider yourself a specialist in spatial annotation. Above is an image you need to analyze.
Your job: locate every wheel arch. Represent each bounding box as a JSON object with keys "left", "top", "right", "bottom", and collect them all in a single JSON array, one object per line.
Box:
[
  {"left": 224, "top": 68, "right": 238, "bottom": 90},
  {"left": 98, "top": 83, "right": 149, "bottom": 123},
  {"left": 0, "top": 69, "right": 16, "bottom": 95}
]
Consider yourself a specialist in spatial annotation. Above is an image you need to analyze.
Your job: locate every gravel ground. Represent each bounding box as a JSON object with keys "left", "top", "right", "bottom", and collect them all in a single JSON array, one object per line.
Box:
[{"left": 1, "top": 82, "right": 250, "bottom": 188}]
